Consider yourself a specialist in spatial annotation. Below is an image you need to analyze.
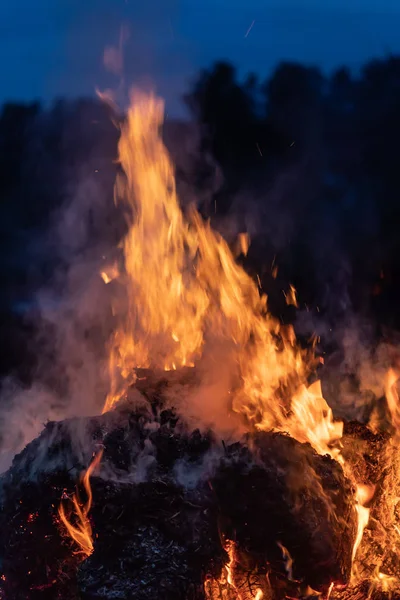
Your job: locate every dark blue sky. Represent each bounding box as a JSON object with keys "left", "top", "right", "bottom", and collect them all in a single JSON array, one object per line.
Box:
[{"left": 1, "top": 0, "right": 400, "bottom": 115}]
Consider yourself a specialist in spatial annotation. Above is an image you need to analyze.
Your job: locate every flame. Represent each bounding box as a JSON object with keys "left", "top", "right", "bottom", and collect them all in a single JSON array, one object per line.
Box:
[
  {"left": 101, "top": 89, "right": 342, "bottom": 466},
  {"left": 352, "top": 483, "right": 375, "bottom": 564},
  {"left": 277, "top": 542, "right": 294, "bottom": 581},
  {"left": 281, "top": 380, "right": 343, "bottom": 460},
  {"left": 58, "top": 449, "right": 103, "bottom": 556},
  {"left": 236, "top": 232, "right": 250, "bottom": 257},
  {"left": 385, "top": 368, "right": 400, "bottom": 433},
  {"left": 100, "top": 90, "right": 377, "bottom": 584},
  {"left": 213, "top": 539, "right": 263, "bottom": 600},
  {"left": 368, "top": 568, "right": 398, "bottom": 598},
  {"left": 224, "top": 539, "right": 236, "bottom": 589},
  {"left": 285, "top": 284, "right": 298, "bottom": 307}
]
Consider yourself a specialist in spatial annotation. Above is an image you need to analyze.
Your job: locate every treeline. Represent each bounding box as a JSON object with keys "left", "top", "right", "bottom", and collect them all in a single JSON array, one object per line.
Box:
[
  {"left": 186, "top": 58, "right": 400, "bottom": 325},
  {"left": 1, "top": 56, "right": 400, "bottom": 377}
]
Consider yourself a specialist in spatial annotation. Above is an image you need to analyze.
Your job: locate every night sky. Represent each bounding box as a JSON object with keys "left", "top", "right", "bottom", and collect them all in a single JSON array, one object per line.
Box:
[{"left": 1, "top": 0, "right": 400, "bottom": 115}]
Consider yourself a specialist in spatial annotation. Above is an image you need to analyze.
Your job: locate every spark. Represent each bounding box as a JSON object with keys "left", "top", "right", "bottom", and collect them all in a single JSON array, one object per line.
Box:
[{"left": 245, "top": 20, "right": 255, "bottom": 38}]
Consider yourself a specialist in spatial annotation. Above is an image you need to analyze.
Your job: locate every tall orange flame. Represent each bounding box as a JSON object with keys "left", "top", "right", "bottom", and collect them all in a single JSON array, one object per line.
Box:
[
  {"left": 100, "top": 90, "right": 377, "bottom": 580},
  {"left": 58, "top": 449, "right": 103, "bottom": 556},
  {"left": 102, "top": 89, "right": 341, "bottom": 462}
]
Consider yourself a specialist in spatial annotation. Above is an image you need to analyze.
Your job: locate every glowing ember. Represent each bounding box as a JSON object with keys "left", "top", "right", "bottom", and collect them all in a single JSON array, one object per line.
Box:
[{"left": 58, "top": 449, "right": 103, "bottom": 556}]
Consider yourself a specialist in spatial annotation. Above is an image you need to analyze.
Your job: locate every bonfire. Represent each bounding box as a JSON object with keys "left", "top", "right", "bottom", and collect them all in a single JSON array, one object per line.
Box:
[{"left": 1, "top": 91, "right": 400, "bottom": 600}]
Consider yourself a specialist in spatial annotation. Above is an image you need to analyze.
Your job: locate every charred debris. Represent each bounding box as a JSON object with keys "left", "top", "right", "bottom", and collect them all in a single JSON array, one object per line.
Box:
[{"left": 0, "top": 370, "right": 398, "bottom": 600}]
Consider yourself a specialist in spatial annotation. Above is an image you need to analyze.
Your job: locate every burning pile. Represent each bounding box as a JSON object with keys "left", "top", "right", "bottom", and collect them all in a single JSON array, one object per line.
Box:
[
  {"left": 1, "top": 91, "right": 400, "bottom": 599},
  {"left": 0, "top": 382, "right": 357, "bottom": 600}
]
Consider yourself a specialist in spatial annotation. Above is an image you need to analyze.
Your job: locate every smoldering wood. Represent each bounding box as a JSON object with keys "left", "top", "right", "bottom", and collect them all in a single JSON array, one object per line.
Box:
[
  {"left": 0, "top": 379, "right": 358, "bottom": 600},
  {"left": 332, "top": 580, "right": 398, "bottom": 600},
  {"left": 212, "top": 431, "right": 357, "bottom": 591},
  {"left": 339, "top": 421, "right": 400, "bottom": 597}
]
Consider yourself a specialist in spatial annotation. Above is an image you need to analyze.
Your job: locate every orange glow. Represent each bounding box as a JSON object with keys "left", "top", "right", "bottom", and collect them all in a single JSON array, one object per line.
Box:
[
  {"left": 352, "top": 484, "right": 375, "bottom": 564},
  {"left": 101, "top": 89, "right": 343, "bottom": 468},
  {"left": 100, "top": 262, "right": 119, "bottom": 285},
  {"left": 368, "top": 568, "right": 398, "bottom": 598},
  {"left": 224, "top": 540, "right": 236, "bottom": 589},
  {"left": 385, "top": 368, "right": 400, "bottom": 433},
  {"left": 58, "top": 449, "right": 103, "bottom": 556},
  {"left": 214, "top": 539, "right": 263, "bottom": 600},
  {"left": 285, "top": 284, "right": 298, "bottom": 307},
  {"left": 277, "top": 542, "right": 294, "bottom": 581},
  {"left": 99, "top": 90, "right": 378, "bottom": 584}
]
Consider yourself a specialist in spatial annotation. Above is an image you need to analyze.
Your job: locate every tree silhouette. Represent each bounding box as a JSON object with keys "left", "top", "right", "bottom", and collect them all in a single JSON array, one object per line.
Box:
[{"left": 1, "top": 53, "right": 400, "bottom": 380}]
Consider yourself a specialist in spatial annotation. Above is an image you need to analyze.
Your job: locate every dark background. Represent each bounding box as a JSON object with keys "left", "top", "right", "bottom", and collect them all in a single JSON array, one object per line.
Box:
[
  {"left": 1, "top": 54, "right": 400, "bottom": 385},
  {"left": 2, "top": 0, "right": 400, "bottom": 116},
  {"left": 1, "top": 0, "right": 400, "bottom": 413}
]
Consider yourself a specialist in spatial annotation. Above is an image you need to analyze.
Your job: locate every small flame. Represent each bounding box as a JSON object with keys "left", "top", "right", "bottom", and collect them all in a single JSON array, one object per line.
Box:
[
  {"left": 385, "top": 368, "right": 400, "bottom": 433},
  {"left": 236, "top": 232, "right": 250, "bottom": 257},
  {"left": 277, "top": 541, "right": 294, "bottom": 581},
  {"left": 215, "top": 539, "right": 263, "bottom": 600},
  {"left": 285, "top": 284, "right": 298, "bottom": 307},
  {"left": 284, "top": 380, "right": 343, "bottom": 460},
  {"left": 368, "top": 568, "right": 398, "bottom": 598},
  {"left": 99, "top": 91, "right": 376, "bottom": 584},
  {"left": 58, "top": 450, "right": 103, "bottom": 556},
  {"left": 224, "top": 540, "right": 236, "bottom": 589},
  {"left": 352, "top": 484, "right": 375, "bottom": 563}
]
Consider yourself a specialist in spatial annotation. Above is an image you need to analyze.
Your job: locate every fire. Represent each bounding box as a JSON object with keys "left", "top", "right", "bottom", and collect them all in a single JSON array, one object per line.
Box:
[
  {"left": 385, "top": 368, "right": 400, "bottom": 433},
  {"left": 352, "top": 484, "right": 375, "bottom": 563},
  {"left": 277, "top": 542, "right": 295, "bottom": 582},
  {"left": 96, "top": 89, "right": 394, "bottom": 591},
  {"left": 368, "top": 568, "right": 398, "bottom": 598},
  {"left": 58, "top": 449, "right": 103, "bottom": 556},
  {"left": 101, "top": 89, "right": 341, "bottom": 464},
  {"left": 9, "top": 89, "right": 400, "bottom": 599},
  {"left": 224, "top": 540, "right": 236, "bottom": 589},
  {"left": 279, "top": 379, "right": 343, "bottom": 460},
  {"left": 206, "top": 539, "right": 263, "bottom": 600}
]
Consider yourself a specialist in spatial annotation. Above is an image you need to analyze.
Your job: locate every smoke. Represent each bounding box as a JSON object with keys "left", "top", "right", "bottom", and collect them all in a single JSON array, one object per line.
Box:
[
  {"left": 173, "top": 342, "right": 246, "bottom": 441},
  {"left": 295, "top": 305, "right": 400, "bottom": 425},
  {"left": 0, "top": 99, "right": 123, "bottom": 473},
  {"left": 0, "top": 95, "right": 227, "bottom": 475},
  {"left": 0, "top": 86, "right": 393, "bottom": 479},
  {"left": 0, "top": 379, "right": 62, "bottom": 474}
]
